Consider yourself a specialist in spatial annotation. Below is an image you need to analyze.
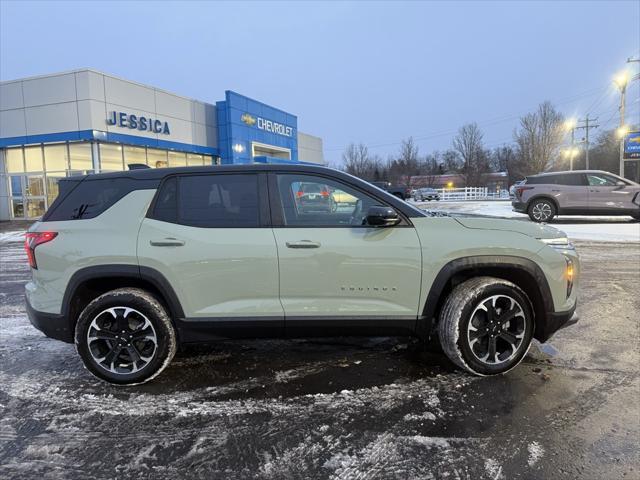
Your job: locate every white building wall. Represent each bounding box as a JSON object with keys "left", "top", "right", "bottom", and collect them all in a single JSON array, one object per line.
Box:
[
  {"left": 297, "top": 131, "right": 324, "bottom": 165},
  {"left": 0, "top": 69, "right": 218, "bottom": 147}
]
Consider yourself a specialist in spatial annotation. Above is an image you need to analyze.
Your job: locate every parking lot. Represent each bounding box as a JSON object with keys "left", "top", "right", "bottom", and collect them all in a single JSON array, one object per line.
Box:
[{"left": 0, "top": 217, "right": 639, "bottom": 479}]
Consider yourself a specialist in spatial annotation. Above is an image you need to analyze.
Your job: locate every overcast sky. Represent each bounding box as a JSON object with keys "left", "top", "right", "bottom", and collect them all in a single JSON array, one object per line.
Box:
[{"left": 1, "top": 1, "right": 638, "bottom": 165}]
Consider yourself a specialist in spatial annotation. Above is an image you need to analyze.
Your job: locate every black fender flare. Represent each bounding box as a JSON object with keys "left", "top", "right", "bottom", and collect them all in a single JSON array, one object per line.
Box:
[
  {"left": 418, "top": 255, "right": 554, "bottom": 340},
  {"left": 61, "top": 264, "right": 185, "bottom": 322}
]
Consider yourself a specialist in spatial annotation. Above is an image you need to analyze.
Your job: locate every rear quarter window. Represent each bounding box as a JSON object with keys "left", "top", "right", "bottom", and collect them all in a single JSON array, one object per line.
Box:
[
  {"left": 526, "top": 175, "right": 557, "bottom": 185},
  {"left": 43, "top": 177, "right": 158, "bottom": 221}
]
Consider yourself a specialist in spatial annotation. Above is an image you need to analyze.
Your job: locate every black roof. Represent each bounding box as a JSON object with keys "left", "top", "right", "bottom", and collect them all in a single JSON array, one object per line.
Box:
[
  {"left": 58, "top": 163, "right": 425, "bottom": 218},
  {"left": 72, "top": 163, "right": 342, "bottom": 182}
]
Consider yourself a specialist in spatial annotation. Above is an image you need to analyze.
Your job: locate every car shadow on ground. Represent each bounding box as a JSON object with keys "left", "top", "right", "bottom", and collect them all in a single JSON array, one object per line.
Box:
[{"left": 138, "top": 337, "right": 457, "bottom": 397}]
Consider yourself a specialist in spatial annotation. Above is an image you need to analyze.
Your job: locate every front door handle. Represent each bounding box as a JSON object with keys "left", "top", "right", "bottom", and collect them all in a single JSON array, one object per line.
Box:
[
  {"left": 286, "top": 240, "right": 321, "bottom": 249},
  {"left": 150, "top": 238, "right": 185, "bottom": 247}
]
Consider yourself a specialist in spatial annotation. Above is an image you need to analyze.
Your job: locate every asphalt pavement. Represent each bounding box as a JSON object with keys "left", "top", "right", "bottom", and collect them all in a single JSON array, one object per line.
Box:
[{"left": 0, "top": 223, "right": 638, "bottom": 479}]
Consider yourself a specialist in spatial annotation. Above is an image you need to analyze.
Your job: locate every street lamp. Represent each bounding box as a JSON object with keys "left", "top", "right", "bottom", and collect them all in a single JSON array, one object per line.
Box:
[
  {"left": 617, "top": 125, "right": 630, "bottom": 138},
  {"left": 563, "top": 118, "right": 577, "bottom": 131},
  {"left": 614, "top": 70, "right": 630, "bottom": 90}
]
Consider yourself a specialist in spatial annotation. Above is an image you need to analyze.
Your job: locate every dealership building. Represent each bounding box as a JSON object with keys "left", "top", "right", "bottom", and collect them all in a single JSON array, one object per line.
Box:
[{"left": 0, "top": 69, "right": 324, "bottom": 220}]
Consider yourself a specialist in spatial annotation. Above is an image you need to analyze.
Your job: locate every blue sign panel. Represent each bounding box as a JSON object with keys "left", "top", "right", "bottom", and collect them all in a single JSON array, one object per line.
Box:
[
  {"left": 216, "top": 91, "right": 298, "bottom": 165},
  {"left": 624, "top": 131, "right": 640, "bottom": 159}
]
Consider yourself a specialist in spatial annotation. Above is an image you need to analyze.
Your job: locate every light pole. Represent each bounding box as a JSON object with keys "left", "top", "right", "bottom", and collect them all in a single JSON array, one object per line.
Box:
[
  {"left": 614, "top": 70, "right": 629, "bottom": 177},
  {"left": 563, "top": 118, "right": 577, "bottom": 170},
  {"left": 616, "top": 57, "right": 640, "bottom": 178}
]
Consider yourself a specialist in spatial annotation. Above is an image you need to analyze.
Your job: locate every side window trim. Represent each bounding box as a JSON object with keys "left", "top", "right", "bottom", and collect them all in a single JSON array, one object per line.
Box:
[{"left": 267, "top": 171, "right": 411, "bottom": 228}]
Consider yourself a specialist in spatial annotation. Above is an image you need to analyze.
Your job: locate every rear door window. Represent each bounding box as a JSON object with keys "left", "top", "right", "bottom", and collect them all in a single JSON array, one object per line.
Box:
[
  {"left": 558, "top": 173, "right": 587, "bottom": 186},
  {"left": 176, "top": 174, "right": 260, "bottom": 228}
]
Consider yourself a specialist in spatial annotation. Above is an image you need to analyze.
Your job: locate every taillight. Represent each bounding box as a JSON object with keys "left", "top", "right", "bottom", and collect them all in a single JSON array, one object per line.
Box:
[
  {"left": 24, "top": 231, "right": 57, "bottom": 269},
  {"left": 321, "top": 189, "right": 329, "bottom": 198},
  {"left": 515, "top": 186, "right": 534, "bottom": 199},
  {"left": 297, "top": 190, "right": 304, "bottom": 198}
]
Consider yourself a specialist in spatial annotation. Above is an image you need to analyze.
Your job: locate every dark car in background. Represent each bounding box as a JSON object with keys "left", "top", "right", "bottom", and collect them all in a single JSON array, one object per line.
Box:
[
  {"left": 512, "top": 170, "right": 640, "bottom": 222},
  {"left": 371, "top": 181, "right": 411, "bottom": 200},
  {"left": 413, "top": 187, "right": 441, "bottom": 202},
  {"left": 295, "top": 182, "right": 335, "bottom": 213}
]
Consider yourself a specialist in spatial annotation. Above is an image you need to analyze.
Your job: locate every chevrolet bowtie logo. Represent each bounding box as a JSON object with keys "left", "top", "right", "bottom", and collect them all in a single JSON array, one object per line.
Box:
[{"left": 241, "top": 113, "right": 256, "bottom": 126}]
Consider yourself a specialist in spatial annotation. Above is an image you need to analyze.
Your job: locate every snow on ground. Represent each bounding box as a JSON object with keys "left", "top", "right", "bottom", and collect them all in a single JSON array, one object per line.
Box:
[
  {"left": 412, "top": 200, "right": 640, "bottom": 243},
  {"left": 0, "top": 230, "right": 24, "bottom": 243}
]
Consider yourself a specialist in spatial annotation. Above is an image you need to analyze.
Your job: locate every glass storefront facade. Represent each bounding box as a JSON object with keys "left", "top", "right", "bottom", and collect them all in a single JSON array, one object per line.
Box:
[{"left": 2, "top": 141, "right": 217, "bottom": 219}]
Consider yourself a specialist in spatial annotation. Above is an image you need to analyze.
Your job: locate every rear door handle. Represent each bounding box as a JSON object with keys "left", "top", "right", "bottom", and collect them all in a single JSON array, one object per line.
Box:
[
  {"left": 150, "top": 238, "right": 185, "bottom": 247},
  {"left": 286, "top": 240, "right": 321, "bottom": 249}
]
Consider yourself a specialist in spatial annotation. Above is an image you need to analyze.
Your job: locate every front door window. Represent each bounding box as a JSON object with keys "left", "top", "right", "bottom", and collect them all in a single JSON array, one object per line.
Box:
[{"left": 275, "top": 174, "right": 387, "bottom": 227}]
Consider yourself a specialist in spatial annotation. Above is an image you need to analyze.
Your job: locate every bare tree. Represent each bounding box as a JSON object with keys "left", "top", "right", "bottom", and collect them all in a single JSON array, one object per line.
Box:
[
  {"left": 452, "top": 123, "right": 489, "bottom": 186},
  {"left": 441, "top": 149, "right": 460, "bottom": 173},
  {"left": 342, "top": 143, "right": 372, "bottom": 178},
  {"left": 491, "top": 145, "right": 520, "bottom": 183},
  {"left": 421, "top": 153, "right": 440, "bottom": 187},
  {"left": 388, "top": 137, "right": 421, "bottom": 188},
  {"left": 513, "top": 101, "right": 564, "bottom": 175}
]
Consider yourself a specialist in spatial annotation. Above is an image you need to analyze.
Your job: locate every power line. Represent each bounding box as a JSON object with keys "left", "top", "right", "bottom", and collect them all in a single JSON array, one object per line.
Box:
[{"left": 325, "top": 83, "right": 610, "bottom": 152}]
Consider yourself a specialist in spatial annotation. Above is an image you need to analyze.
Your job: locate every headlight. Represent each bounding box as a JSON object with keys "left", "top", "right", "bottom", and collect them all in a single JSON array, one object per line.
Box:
[{"left": 539, "top": 237, "right": 575, "bottom": 251}]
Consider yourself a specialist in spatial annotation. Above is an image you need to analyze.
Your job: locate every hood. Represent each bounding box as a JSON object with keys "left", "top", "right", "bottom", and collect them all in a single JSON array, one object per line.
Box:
[{"left": 454, "top": 217, "right": 565, "bottom": 240}]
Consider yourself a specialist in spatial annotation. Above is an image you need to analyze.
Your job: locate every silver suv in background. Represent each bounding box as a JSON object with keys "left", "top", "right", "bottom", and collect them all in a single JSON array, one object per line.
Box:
[
  {"left": 414, "top": 187, "right": 441, "bottom": 202},
  {"left": 512, "top": 170, "right": 640, "bottom": 222}
]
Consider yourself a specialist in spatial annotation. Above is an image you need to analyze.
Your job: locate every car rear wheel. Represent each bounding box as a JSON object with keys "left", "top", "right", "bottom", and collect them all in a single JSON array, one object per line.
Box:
[
  {"left": 528, "top": 199, "right": 556, "bottom": 222},
  {"left": 438, "top": 277, "right": 534, "bottom": 376},
  {"left": 75, "top": 288, "right": 177, "bottom": 385}
]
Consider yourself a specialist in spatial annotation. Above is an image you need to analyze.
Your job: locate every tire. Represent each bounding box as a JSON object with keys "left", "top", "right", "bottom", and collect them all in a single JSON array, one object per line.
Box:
[
  {"left": 75, "top": 288, "right": 177, "bottom": 385},
  {"left": 438, "top": 277, "right": 534, "bottom": 376},
  {"left": 528, "top": 199, "right": 556, "bottom": 223}
]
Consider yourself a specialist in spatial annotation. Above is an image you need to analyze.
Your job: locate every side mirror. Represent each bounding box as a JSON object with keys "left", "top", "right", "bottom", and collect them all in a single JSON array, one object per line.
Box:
[
  {"left": 366, "top": 206, "right": 401, "bottom": 227},
  {"left": 616, "top": 180, "right": 626, "bottom": 187}
]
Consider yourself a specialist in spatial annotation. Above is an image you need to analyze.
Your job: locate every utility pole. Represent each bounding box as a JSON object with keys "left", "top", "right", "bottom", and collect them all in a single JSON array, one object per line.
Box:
[
  {"left": 576, "top": 115, "right": 599, "bottom": 170},
  {"left": 618, "top": 78, "right": 627, "bottom": 177},
  {"left": 569, "top": 127, "right": 575, "bottom": 171}
]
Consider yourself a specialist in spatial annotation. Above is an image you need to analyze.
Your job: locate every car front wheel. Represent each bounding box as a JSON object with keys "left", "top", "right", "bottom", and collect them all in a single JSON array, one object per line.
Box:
[
  {"left": 528, "top": 199, "right": 556, "bottom": 222},
  {"left": 438, "top": 277, "right": 534, "bottom": 376},
  {"left": 75, "top": 288, "right": 177, "bottom": 385}
]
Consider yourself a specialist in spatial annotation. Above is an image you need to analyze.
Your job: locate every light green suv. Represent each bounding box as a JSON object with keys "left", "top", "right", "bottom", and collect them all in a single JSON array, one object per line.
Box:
[{"left": 25, "top": 164, "right": 579, "bottom": 384}]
